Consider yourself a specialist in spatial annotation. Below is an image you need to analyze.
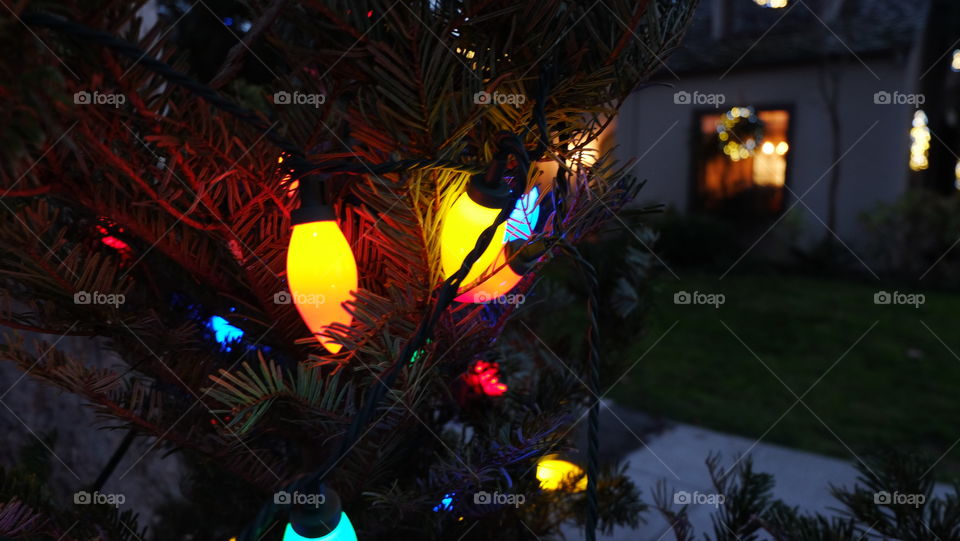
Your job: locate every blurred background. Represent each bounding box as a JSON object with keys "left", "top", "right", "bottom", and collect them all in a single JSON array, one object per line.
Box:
[
  {"left": 600, "top": 0, "right": 960, "bottom": 475},
  {"left": 532, "top": 0, "right": 960, "bottom": 536}
]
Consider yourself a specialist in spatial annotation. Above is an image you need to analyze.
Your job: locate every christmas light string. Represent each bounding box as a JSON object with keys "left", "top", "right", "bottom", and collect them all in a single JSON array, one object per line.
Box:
[
  {"left": 21, "top": 12, "right": 485, "bottom": 181},
  {"left": 562, "top": 243, "right": 602, "bottom": 541},
  {"left": 21, "top": 12, "right": 603, "bottom": 540},
  {"left": 237, "top": 132, "right": 535, "bottom": 541}
]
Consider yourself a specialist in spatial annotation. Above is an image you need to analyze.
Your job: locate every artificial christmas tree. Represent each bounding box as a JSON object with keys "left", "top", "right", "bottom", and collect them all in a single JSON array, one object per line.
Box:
[{"left": 0, "top": 1, "right": 697, "bottom": 539}]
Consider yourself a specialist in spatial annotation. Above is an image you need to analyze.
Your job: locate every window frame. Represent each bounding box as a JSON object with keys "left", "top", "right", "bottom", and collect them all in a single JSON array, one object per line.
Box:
[{"left": 687, "top": 102, "right": 796, "bottom": 220}]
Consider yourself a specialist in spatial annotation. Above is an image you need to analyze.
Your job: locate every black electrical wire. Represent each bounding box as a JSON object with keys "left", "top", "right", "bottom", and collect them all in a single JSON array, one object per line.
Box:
[
  {"left": 90, "top": 427, "right": 137, "bottom": 493},
  {"left": 21, "top": 12, "right": 483, "bottom": 180},
  {"left": 565, "top": 244, "right": 602, "bottom": 541},
  {"left": 21, "top": 12, "right": 602, "bottom": 540}
]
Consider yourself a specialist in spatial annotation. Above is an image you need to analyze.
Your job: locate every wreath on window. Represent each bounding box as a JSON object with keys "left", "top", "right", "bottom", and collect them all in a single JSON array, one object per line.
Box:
[{"left": 716, "top": 106, "right": 765, "bottom": 161}]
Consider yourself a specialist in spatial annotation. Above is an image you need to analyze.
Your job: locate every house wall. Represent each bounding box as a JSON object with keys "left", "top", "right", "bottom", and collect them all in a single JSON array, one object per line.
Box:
[{"left": 615, "top": 59, "right": 919, "bottom": 250}]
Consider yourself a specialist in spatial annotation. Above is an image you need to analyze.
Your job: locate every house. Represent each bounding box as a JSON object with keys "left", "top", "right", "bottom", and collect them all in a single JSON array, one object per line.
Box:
[{"left": 615, "top": 0, "right": 936, "bottom": 251}]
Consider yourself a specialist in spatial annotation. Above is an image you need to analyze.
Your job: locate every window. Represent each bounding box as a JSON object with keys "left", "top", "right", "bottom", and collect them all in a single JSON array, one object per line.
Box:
[{"left": 693, "top": 108, "right": 790, "bottom": 220}]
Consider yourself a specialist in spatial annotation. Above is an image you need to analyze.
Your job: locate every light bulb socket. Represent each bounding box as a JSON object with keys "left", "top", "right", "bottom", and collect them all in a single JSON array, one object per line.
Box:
[
  {"left": 289, "top": 485, "right": 343, "bottom": 538},
  {"left": 291, "top": 204, "right": 336, "bottom": 226},
  {"left": 293, "top": 174, "right": 335, "bottom": 225},
  {"left": 467, "top": 174, "right": 513, "bottom": 209}
]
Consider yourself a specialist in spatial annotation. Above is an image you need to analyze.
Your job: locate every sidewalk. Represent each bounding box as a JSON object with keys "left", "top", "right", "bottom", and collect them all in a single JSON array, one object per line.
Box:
[
  {"left": 571, "top": 402, "right": 950, "bottom": 540},
  {"left": 608, "top": 421, "right": 860, "bottom": 540}
]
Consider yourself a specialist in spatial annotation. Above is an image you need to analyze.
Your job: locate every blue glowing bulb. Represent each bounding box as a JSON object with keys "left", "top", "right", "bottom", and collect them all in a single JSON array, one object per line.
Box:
[
  {"left": 504, "top": 186, "right": 540, "bottom": 243},
  {"left": 433, "top": 492, "right": 455, "bottom": 512},
  {"left": 208, "top": 316, "right": 244, "bottom": 351},
  {"left": 283, "top": 513, "right": 357, "bottom": 541}
]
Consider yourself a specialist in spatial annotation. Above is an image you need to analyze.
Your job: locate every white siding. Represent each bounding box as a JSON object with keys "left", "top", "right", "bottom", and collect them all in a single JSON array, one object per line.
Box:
[{"left": 616, "top": 59, "right": 916, "bottom": 247}]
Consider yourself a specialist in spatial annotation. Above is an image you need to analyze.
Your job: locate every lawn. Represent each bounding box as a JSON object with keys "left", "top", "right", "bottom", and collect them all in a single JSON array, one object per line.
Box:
[{"left": 601, "top": 271, "right": 960, "bottom": 478}]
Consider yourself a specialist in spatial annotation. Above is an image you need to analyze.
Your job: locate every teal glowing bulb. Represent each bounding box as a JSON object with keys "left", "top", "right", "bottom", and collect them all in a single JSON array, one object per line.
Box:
[
  {"left": 504, "top": 186, "right": 540, "bottom": 242},
  {"left": 283, "top": 513, "right": 357, "bottom": 541}
]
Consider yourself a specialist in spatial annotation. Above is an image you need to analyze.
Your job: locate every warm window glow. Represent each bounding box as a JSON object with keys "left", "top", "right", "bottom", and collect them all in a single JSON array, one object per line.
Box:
[
  {"left": 910, "top": 110, "right": 930, "bottom": 171},
  {"left": 753, "top": 153, "right": 786, "bottom": 187},
  {"left": 696, "top": 109, "right": 790, "bottom": 217},
  {"left": 952, "top": 50, "right": 960, "bottom": 72},
  {"left": 567, "top": 135, "right": 602, "bottom": 169}
]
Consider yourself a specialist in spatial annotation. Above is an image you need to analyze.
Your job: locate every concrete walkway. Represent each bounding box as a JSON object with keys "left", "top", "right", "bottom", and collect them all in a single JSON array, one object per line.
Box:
[
  {"left": 608, "top": 421, "right": 860, "bottom": 540},
  {"left": 569, "top": 402, "right": 951, "bottom": 541}
]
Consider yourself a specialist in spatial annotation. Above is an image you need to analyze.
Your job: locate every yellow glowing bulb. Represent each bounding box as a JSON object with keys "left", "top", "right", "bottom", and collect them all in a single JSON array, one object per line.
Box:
[
  {"left": 440, "top": 192, "right": 507, "bottom": 286},
  {"left": 536, "top": 456, "right": 587, "bottom": 492},
  {"left": 761, "top": 141, "right": 775, "bottom": 154},
  {"left": 775, "top": 141, "right": 789, "bottom": 155},
  {"left": 286, "top": 220, "right": 357, "bottom": 354},
  {"left": 455, "top": 246, "right": 524, "bottom": 303}
]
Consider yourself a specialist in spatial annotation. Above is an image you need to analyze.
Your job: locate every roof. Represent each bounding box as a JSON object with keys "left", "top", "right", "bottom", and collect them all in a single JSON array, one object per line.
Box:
[{"left": 662, "top": 0, "right": 929, "bottom": 75}]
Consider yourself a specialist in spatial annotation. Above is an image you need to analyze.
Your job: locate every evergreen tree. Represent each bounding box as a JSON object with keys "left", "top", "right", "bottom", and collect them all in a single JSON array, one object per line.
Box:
[{"left": 0, "top": 1, "right": 696, "bottom": 539}]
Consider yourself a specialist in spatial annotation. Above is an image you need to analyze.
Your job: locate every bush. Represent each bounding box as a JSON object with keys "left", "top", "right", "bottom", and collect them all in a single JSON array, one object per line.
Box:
[
  {"left": 860, "top": 189, "right": 960, "bottom": 287},
  {"left": 653, "top": 210, "right": 741, "bottom": 269}
]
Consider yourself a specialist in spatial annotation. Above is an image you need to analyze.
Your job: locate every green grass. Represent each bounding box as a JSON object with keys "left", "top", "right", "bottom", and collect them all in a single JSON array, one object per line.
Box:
[{"left": 602, "top": 272, "right": 960, "bottom": 477}]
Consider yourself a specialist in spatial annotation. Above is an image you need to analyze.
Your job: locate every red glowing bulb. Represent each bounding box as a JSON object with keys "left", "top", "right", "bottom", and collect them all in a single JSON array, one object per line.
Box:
[{"left": 465, "top": 360, "right": 508, "bottom": 396}]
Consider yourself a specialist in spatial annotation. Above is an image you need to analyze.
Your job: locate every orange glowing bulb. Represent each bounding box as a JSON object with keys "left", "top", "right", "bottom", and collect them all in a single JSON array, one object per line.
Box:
[
  {"left": 440, "top": 192, "right": 507, "bottom": 286},
  {"left": 286, "top": 219, "right": 357, "bottom": 354}
]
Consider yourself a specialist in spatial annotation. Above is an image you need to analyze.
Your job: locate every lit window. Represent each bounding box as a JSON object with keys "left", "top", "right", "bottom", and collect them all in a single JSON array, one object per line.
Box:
[
  {"left": 909, "top": 110, "right": 930, "bottom": 172},
  {"left": 694, "top": 108, "right": 790, "bottom": 219}
]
